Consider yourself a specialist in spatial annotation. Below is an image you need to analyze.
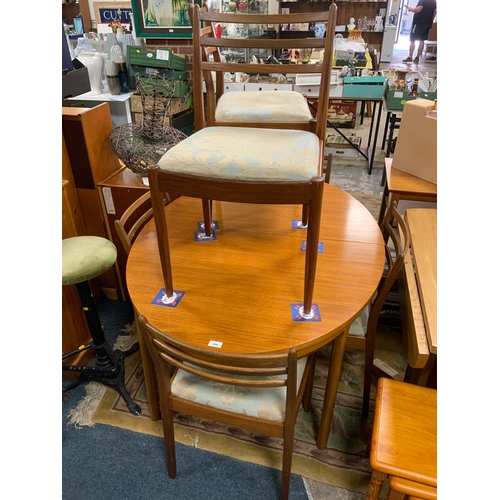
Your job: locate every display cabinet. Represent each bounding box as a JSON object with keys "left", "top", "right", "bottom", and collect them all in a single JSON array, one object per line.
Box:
[
  {"left": 278, "top": 0, "right": 387, "bottom": 51},
  {"left": 220, "top": 0, "right": 273, "bottom": 63}
]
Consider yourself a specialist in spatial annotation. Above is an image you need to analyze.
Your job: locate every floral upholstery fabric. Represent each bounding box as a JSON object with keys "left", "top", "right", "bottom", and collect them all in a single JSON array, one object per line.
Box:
[
  {"left": 170, "top": 357, "right": 307, "bottom": 422},
  {"left": 215, "top": 91, "right": 313, "bottom": 123},
  {"left": 348, "top": 305, "right": 369, "bottom": 337},
  {"left": 157, "top": 126, "right": 321, "bottom": 181}
]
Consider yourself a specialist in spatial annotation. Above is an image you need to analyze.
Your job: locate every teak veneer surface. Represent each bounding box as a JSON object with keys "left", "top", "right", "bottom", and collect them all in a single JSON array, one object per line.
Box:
[
  {"left": 406, "top": 209, "right": 437, "bottom": 355},
  {"left": 371, "top": 379, "right": 437, "bottom": 487},
  {"left": 389, "top": 476, "right": 437, "bottom": 500},
  {"left": 385, "top": 158, "right": 437, "bottom": 197},
  {"left": 126, "top": 184, "right": 385, "bottom": 357}
]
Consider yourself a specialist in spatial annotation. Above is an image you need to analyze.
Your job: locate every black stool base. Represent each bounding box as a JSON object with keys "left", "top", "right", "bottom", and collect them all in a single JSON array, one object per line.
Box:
[
  {"left": 63, "top": 280, "right": 141, "bottom": 417},
  {"left": 63, "top": 347, "right": 141, "bottom": 416}
]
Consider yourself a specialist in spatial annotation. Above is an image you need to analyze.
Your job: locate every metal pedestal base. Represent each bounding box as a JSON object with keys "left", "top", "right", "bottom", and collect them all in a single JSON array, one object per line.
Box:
[{"left": 62, "top": 281, "right": 141, "bottom": 416}]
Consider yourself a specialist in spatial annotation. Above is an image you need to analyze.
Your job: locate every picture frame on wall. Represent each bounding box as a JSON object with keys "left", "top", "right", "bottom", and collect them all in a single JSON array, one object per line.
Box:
[
  {"left": 131, "top": 0, "right": 200, "bottom": 38},
  {"left": 93, "top": 2, "right": 134, "bottom": 30}
]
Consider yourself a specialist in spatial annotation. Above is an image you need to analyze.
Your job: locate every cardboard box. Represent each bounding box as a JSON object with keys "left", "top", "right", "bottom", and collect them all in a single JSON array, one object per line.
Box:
[
  {"left": 385, "top": 88, "right": 437, "bottom": 111},
  {"left": 342, "top": 75, "right": 386, "bottom": 99},
  {"left": 384, "top": 72, "right": 437, "bottom": 110},
  {"left": 307, "top": 98, "right": 357, "bottom": 128},
  {"left": 130, "top": 93, "right": 193, "bottom": 116},
  {"left": 325, "top": 134, "right": 361, "bottom": 158},
  {"left": 391, "top": 99, "right": 437, "bottom": 184},
  {"left": 327, "top": 100, "right": 357, "bottom": 129},
  {"left": 62, "top": 67, "right": 90, "bottom": 99}
]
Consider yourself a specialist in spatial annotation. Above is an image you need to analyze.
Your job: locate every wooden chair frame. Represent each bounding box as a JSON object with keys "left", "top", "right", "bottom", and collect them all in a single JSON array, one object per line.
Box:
[
  {"left": 148, "top": 166, "right": 324, "bottom": 315},
  {"left": 138, "top": 314, "right": 315, "bottom": 500},
  {"left": 362, "top": 202, "right": 410, "bottom": 417},
  {"left": 190, "top": 4, "right": 338, "bottom": 134}
]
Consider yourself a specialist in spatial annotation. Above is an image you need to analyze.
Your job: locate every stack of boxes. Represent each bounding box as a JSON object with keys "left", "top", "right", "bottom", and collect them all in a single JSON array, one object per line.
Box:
[{"left": 126, "top": 45, "right": 194, "bottom": 135}]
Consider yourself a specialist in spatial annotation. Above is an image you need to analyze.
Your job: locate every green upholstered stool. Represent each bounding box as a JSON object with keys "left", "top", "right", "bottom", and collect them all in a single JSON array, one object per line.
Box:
[{"left": 62, "top": 236, "right": 141, "bottom": 416}]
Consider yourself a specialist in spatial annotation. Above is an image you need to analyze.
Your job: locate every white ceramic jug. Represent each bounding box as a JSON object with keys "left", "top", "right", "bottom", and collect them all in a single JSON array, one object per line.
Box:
[{"left": 78, "top": 51, "right": 104, "bottom": 95}]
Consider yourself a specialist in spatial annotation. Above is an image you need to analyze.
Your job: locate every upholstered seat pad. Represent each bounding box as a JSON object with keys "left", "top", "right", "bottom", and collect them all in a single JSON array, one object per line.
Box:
[
  {"left": 171, "top": 357, "right": 306, "bottom": 422},
  {"left": 157, "top": 127, "right": 321, "bottom": 181},
  {"left": 62, "top": 236, "right": 117, "bottom": 285},
  {"left": 348, "top": 305, "right": 369, "bottom": 337},
  {"left": 215, "top": 91, "right": 313, "bottom": 123}
]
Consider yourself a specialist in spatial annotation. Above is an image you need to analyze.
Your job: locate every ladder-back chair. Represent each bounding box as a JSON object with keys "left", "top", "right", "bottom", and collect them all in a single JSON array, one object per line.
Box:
[
  {"left": 193, "top": 5, "right": 335, "bottom": 132},
  {"left": 138, "top": 314, "right": 315, "bottom": 500},
  {"left": 149, "top": 4, "right": 337, "bottom": 316},
  {"left": 345, "top": 202, "right": 410, "bottom": 417}
]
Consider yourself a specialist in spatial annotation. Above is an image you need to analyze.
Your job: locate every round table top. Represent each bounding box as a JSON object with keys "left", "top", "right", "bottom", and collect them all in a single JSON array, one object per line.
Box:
[{"left": 126, "top": 183, "right": 385, "bottom": 357}]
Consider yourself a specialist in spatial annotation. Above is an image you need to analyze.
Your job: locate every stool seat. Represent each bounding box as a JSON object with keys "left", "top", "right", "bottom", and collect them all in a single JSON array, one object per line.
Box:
[
  {"left": 62, "top": 236, "right": 117, "bottom": 285},
  {"left": 62, "top": 235, "right": 140, "bottom": 416}
]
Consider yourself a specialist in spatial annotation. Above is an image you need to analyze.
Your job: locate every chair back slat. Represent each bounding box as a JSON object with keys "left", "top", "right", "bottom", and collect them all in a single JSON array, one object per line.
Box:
[
  {"left": 190, "top": 3, "right": 337, "bottom": 139},
  {"left": 141, "top": 316, "right": 295, "bottom": 391},
  {"left": 367, "top": 203, "right": 410, "bottom": 336}
]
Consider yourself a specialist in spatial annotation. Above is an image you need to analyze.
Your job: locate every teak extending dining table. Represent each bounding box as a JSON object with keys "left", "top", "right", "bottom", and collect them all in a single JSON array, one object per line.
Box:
[{"left": 126, "top": 183, "right": 385, "bottom": 450}]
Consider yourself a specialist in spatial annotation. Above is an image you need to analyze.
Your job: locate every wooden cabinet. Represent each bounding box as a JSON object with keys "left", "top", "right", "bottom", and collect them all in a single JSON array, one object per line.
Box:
[
  {"left": 278, "top": 1, "right": 387, "bottom": 51},
  {"left": 62, "top": 103, "right": 123, "bottom": 298},
  {"left": 63, "top": 136, "right": 93, "bottom": 376}
]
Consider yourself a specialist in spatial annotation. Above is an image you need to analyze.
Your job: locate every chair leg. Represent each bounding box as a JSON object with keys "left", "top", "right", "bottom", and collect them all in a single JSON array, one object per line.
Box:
[
  {"left": 160, "top": 400, "right": 178, "bottom": 479},
  {"left": 366, "top": 470, "right": 387, "bottom": 500},
  {"left": 135, "top": 312, "right": 161, "bottom": 421},
  {"left": 303, "top": 179, "right": 323, "bottom": 315},
  {"left": 202, "top": 198, "right": 212, "bottom": 237},
  {"left": 362, "top": 324, "right": 377, "bottom": 418},
  {"left": 302, "top": 353, "right": 316, "bottom": 413},
  {"left": 386, "top": 488, "right": 406, "bottom": 500},
  {"left": 281, "top": 425, "right": 295, "bottom": 500},
  {"left": 323, "top": 152, "right": 332, "bottom": 184},
  {"left": 301, "top": 204, "right": 309, "bottom": 228}
]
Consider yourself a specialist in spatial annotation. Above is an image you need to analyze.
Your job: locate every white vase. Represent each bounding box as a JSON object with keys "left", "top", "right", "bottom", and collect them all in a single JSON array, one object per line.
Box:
[{"left": 78, "top": 51, "right": 104, "bottom": 95}]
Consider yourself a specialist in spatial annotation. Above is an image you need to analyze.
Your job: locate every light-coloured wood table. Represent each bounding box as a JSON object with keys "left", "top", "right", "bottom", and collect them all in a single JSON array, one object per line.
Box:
[
  {"left": 126, "top": 184, "right": 385, "bottom": 450},
  {"left": 388, "top": 476, "right": 437, "bottom": 500},
  {"left": 367, "top": 378, "right": 437, "bottom": 500},
  {"left": 378, "top": 158, "right": 437, "bottom": 225},
  {"left": 399, "top": 208, "right": 437, "bottom": 387}
]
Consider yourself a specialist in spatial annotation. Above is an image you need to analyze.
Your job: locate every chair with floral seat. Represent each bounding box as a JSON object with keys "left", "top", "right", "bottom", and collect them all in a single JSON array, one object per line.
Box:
[
  {"left": 344, "top": 202, "right": 410, "bottom": 417},
  {"left": 138, "top": 313, "right": 316, "bottom": 500},
  {"left": 191, "top": 5, "right": 337, "bottom": 133},
  {"left": 148, "top": 3, "right": 337, "bottom": 318},
  {"left": 191, "top": 5, "right": 336, "bottom": 184}
]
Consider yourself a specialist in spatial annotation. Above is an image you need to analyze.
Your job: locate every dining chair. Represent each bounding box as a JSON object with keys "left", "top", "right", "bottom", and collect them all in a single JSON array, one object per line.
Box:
[
  {"left": 114, "top": 191, "right": 172, "bottom": 256},
  {"left": 137, "top": 314, "right": 316, "bottom": 500},
  {"left": 149, "top": 3, "right": 337, "bottom": 317},
  {"left": 191, "top": 4, "right": 336, "bottom": 184},
  {"left": 344, "top": 202, "right": 410, "bottom": 418},
  {"left": 191, "top": 5, "right": 337, "bottom": 133},
  {"left": 113, "top": 191, "right": 173, "bottom": 421}
]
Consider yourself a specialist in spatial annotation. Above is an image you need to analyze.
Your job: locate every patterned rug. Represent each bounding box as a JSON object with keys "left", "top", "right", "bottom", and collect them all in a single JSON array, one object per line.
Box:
[
  {"left": 346, "top": 192, "right": 381, "bottom": 220},
  {"left": 78, "top": 327, "right": 406, "bottom": 495}
]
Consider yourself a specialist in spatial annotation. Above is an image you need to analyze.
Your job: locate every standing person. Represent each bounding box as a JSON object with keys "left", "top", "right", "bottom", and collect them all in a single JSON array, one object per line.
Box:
[{"left": 403, "top": 0, "right": 437, "bottom": 64}]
